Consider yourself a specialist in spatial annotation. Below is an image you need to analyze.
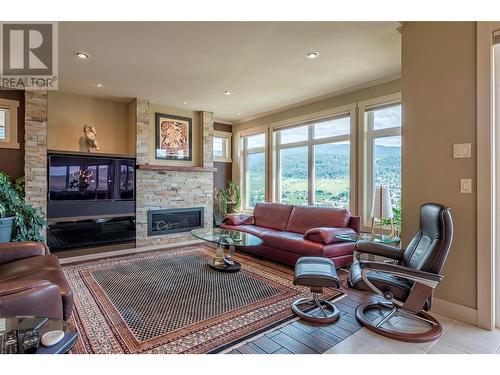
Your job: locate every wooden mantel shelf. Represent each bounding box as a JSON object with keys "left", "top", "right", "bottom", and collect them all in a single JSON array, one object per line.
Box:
[{"left": 136, "top": 164, "right": 217, "bottom": 172}]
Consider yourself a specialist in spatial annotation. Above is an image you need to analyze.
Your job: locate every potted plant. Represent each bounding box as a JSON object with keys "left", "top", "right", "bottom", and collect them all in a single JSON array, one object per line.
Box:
[
  {"left": 0, "top": 202, "right": 15, "bottom": 242},
  {"left": 0, "top": 172, "right": 46, "bottom": 243},
  {"left": 213, "top": 188, "right": 228, "bottom": 227},
  {"left": 225, "top": 181, "right": 241, "bottom": 214}
]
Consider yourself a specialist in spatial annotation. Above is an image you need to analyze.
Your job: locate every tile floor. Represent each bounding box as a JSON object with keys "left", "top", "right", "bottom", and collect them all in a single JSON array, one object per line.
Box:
[{"left": 324, "top": 312, "right": 500, "bottom": 354}]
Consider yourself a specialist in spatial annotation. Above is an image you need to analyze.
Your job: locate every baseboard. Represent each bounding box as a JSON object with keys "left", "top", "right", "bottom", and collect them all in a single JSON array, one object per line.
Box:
[
  {"left": 431, "top": 297, "right": 478, "bottom": 326},
  {"left": 59, "top": 239, "right": 205, "bottom": 265}
]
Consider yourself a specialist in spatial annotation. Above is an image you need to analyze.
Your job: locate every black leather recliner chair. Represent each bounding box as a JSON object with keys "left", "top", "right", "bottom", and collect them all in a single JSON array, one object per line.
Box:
[{"left": 348, "top": 203, "right": 453, "bottom": 342}]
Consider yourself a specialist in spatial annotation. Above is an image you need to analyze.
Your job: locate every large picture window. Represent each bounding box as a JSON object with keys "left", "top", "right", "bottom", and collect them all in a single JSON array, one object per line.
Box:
[
  {"left": 274, "top": 113, "right": 352, "bottom": 209},
  {"left": 241, "top": 132, "right": 266, "bottom": 208},
  {"left": 362, "top": 99, "right": 402, "bottom": 225}
]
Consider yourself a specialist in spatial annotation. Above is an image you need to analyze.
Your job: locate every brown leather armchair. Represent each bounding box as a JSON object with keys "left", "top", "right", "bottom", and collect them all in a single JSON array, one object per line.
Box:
[
  {"left": 348, "top": 203, "right": 453, "bottom": 342},
  {"left": 0, "top": 242, "right": 73, "bottom": 320}
]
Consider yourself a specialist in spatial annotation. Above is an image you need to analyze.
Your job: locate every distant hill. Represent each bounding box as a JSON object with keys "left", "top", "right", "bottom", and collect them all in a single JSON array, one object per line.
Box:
[{"left": 247, "top": 144, "right": 400, "bottom": 180}]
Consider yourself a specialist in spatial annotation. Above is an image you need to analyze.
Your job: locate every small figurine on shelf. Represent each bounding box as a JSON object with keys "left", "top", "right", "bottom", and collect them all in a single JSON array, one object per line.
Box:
[{"left": 83, "top": 124, "right": 99, "bottom": 153}]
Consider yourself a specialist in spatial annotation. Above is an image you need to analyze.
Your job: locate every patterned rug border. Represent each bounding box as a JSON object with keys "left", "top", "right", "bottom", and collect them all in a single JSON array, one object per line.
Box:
[{"left": 63, "top": 244, "right": 345, "bottom": 354}]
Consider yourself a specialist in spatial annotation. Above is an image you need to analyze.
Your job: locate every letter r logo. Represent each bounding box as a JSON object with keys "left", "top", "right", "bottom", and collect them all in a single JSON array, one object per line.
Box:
[{"left": 1, "top": 23, "right": 54, "bottom": 75}]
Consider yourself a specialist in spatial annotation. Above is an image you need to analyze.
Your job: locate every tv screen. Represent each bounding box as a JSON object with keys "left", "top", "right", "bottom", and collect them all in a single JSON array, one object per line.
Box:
[{"left": 48, "top": 154, "right": 135, "bottom": 202}]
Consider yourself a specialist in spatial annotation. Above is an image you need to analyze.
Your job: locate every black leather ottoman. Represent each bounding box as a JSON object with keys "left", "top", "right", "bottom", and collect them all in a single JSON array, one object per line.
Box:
[{"left": 292, "top": 257, "right": 341, "bottom": 324}]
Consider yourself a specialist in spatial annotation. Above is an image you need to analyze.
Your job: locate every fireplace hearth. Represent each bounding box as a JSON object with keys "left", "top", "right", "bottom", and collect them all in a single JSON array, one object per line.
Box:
[{"left": 147, "top": 207, "right": 204, "bottom": 236}]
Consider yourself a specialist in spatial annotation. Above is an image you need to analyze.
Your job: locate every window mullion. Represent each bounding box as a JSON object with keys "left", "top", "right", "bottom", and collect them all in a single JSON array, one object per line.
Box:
[{"left": 308, "top": 124, "right": 314, "bottom": 206}]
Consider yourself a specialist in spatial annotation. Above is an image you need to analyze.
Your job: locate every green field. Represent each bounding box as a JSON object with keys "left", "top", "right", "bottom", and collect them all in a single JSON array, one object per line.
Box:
[{"left": 281, "top": 177, "right": 349, "bottom": 207}]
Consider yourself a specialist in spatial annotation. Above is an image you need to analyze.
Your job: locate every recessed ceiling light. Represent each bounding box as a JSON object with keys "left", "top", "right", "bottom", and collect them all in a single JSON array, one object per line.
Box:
[
  {"left": 237, "top": 113, "right": 241, "bottom": 116},
  {"left": 75, "top": 51, "right": 89, "bottom": 59},
  {"left": 183, "top": 101, "right": 188, "bottom": 105},
  {"left": 305, "top": 51, "right": 320, "bottom": 59},
  {"left": 96, "top": 83, "right": 103, "bottom": 87},
  {"left": 223, "top": 90, "right": 232, "bottom": 96}
]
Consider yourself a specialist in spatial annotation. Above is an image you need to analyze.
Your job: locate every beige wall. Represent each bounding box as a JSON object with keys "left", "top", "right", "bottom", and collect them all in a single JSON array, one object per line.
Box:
[
  {"left": 47, "top": 91, "right": 134, "bottom": 155},
  {"left": 148, "top": 103, "right": 202, "bottom": 167},
  {"left": 402, "top": 22, "right": 477, "bottom": 309}
]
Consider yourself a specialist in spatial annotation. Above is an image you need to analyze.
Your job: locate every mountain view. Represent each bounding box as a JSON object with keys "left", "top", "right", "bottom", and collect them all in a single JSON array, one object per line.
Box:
[{"left": 247, "top": 143, "right": 401, "bottom": 208}]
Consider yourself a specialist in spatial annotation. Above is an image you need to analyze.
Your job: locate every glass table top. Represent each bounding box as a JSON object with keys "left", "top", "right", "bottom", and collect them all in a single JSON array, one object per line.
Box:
[
  {"left": 334, "top": 232, "right": 400, "bottom": 244},
  {"left": 191, "top": 228, "right": 263, "bottom": 247}
]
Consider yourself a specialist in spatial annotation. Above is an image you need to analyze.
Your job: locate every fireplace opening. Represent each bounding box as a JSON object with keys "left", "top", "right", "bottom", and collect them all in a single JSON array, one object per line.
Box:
[{"left": 148, "top": 207, "right": 204, "bottom": 236}]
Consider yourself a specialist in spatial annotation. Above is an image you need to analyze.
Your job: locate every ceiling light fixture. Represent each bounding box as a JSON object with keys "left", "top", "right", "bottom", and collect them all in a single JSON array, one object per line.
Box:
[
  {"left": 96, "top": 83, "right": 103, "bottom": 87},
  {"left": 305, "top": 51, "right": 320, "bottom": 59},
  {"left": 183, "top": 101, "right": 188, "bottom": 105},
  {"left": 223, "top": 90, "right": 232, "bottom": 96},
  {"left": 75, "top": 51, "right": 90, "bottom": 59}
]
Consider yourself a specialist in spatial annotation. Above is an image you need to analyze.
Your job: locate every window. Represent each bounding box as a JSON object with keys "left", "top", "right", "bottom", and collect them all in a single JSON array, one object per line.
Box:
[
  {"left": 362, "top": 99, "right": 402, "bottom": 225},
  {"left": 213, "top": 131, "right": 232, "bottom": 162},
  {"left": 241, "top": 133, "right": 266, "bottom": 208},
  {"left": 0, "top": 99, "right": 20, "bottom": 149},
  {"left": 0, "top": 108, "right": 6, "bottom": 140},
  {"left": 274, "top": 113, "right": 352, "bottom": 209}
]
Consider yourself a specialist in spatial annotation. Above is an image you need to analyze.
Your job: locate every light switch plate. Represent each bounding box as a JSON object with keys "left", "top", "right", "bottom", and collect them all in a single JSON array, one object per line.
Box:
[
  {"left": 460, "top": 178, "right": 472, "bottom": 193},
  {"left": 453, "top": 143, "right": 471, "bottom": 158}
]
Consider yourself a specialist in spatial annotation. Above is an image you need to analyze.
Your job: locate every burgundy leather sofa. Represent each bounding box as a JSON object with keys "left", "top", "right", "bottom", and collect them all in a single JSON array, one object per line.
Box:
[
  {"left": 0, "top": 242, "right": 73, "bottom": 320},
  {"left": 221, "top": 203, "right": 360, "bottom": 268}
]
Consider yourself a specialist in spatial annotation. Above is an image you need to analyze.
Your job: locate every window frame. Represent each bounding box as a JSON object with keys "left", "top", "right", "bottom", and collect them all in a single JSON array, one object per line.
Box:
[
  {"left": 213, "top": 130, "right": 232, "bottom": 163},
  {"left": 240, "top": 131, "right": 267, "bottom": 209},
  {"left": 0, "top": 98, "right": 20, "bottom": 150},
  {"left": 358, "top": 93, "right": 402, "bottom": 229},
  {"left": 270, "top": 104, "right": 356, "bottom": 211}
]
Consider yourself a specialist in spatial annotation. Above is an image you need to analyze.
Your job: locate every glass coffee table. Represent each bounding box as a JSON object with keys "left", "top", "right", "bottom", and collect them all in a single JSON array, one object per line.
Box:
[
  {"left": 0, "top": 316, "right": 78, "bottom": 354},
  {"left": 334, "top": 232, "right": 400, "bottom": 244},
  {"left": 191, "top": 228, "right": 263, "bottom": 272}
]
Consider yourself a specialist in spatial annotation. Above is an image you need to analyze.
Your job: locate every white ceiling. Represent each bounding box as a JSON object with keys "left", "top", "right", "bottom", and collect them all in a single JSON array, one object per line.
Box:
[{"left": 58, "top": 22, "right": 401, "bottom": 123}]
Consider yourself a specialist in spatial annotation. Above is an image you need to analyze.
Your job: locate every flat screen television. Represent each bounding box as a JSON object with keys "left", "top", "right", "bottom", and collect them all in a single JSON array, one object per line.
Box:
[{"left": 48, "top": 154, "right": 135, "bottom": 202}]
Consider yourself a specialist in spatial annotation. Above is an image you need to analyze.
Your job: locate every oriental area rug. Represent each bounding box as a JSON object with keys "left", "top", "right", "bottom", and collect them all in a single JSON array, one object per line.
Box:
[{"left": 63, "top": 245, "right": 344, "bottom": 354}]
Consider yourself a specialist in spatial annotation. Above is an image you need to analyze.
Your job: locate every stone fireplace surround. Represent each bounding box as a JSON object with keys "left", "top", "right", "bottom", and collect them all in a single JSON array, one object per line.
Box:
[{"left": 24, "top": 92, "right": 214, "bottom": 251}]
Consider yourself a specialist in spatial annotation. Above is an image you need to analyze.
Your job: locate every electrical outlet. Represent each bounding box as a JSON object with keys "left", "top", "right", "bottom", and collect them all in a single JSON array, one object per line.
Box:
[
  {"left": 453, "top": 143, "right": 471, "bottom": 159},
  {"left": 460, "top": 179, "right": 472, "bottom": 193}
]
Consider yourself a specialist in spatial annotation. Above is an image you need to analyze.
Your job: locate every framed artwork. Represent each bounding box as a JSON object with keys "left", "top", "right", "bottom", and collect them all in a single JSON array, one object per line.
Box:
[{"left": 155, "top": 112, "right": 192, "bottom": 161}]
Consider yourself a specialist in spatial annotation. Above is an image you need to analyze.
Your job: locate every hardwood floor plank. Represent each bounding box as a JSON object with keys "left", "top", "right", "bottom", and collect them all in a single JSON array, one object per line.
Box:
[
  {"left": 266, "top": 330, "right": 281, "bottom": 338},
  {"left": 342, "top": 292, "right": 373, "bottom": 304},
  {"left": 237, "top": 343, "right": 265, "bottom": 354},
  {"left": 248, "top": 342, "right": 267, "bottom": 354},
  {"left": 335, "top": 301, "right": 357, "bottom": 315},
  {"left": 320, "top": 324, "right": 352, "bottom": 340},
  {"left": 250, "top": 336, "right": 282, "bottom": 354},
  {"left": 338, "top": 296, "right": 360, "bottom": 308},
  {"left": 274, "top": 347, "right": 293, "bottom": 354},
  {"left": 290, "top": 320, "right": 321, "bottom": 334},
  {"left": 334, "top": 317, "right": 363, "bottom": 333},
  {"left": 280, "top": 324, "right": 332, "bottom": 353},
  {"left": 310, "top": 328, "right": 342, "bottom": 347},
  {"left": 268, "top": 332, "right": 317, "bottom": 354},
  {"left": 338, "top": 313, "right": 362, "bottom": 327}
]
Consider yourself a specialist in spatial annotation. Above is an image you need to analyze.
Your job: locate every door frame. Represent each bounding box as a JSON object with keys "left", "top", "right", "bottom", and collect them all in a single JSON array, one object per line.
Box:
[{"left": 476, "top": 21, "right": 500, "bottom": 330}]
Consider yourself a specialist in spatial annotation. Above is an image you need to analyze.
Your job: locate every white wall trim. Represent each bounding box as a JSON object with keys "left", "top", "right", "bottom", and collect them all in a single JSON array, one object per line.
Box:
[
  {"left": 268, "top": 103, "right": 356, "bottom": 130},
  {"left": 431, "top": 298, "right": 478, "bottom": 326},
  {"left": 476, "top": 22, "right": 496, "bottom": 330}
]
